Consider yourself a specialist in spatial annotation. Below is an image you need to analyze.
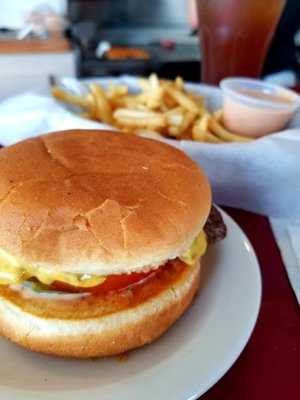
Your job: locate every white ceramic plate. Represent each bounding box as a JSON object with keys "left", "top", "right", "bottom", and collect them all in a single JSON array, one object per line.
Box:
[{"left": 0, "top": 209, "right": 261, "bottom": 400}]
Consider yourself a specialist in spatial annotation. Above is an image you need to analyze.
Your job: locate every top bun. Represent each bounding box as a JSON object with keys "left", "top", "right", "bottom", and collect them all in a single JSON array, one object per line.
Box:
[{"left": 0, "top": 130, "right": 211, "bottom": 275}]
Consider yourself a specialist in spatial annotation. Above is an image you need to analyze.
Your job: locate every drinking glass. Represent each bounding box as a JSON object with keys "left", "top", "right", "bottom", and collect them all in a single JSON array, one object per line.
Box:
[{"left": 196, "top": 0, "right": 286, "bottom": 84}]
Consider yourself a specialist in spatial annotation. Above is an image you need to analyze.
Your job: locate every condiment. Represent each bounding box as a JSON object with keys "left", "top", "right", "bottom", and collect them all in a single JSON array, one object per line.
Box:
[
  {"left": 220, "top": 78, "right": 300, "bottom": 138},
  {"left": 237, "top": 88, "right": 293, "bottom": 105}
]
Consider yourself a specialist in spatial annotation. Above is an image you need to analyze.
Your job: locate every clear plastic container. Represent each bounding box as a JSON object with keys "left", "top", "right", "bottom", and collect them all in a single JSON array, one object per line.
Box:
[{"left": 220, "top": 78, "right": 300, "bottom": 138}]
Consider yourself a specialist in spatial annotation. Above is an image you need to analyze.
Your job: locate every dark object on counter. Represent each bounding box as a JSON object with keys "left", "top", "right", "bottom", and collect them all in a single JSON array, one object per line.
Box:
[
  {"left": 204, "top": 206, "right": 227, "bottom": 244},
  {"left": 105, "top": 46, "right": 150, "bottom": 60},
  {"left": 263, "top": 0, "right": 300, "bottom": 77}
]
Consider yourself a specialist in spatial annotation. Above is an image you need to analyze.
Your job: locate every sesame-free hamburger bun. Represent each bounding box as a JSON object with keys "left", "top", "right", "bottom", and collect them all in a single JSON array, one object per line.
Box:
[{"left": 0, "top": 130, "right": 211, "bottom": 357}]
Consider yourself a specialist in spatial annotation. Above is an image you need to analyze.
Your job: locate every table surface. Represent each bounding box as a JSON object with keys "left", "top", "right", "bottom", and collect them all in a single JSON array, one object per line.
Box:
[{"left": 201, "top": 207, "right": 299, "bottom": 400}]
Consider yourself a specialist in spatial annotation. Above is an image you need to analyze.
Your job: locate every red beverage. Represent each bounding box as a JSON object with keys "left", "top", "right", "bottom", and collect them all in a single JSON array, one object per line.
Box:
[{"left": 196, "top": 0, "right": 286, "bottom": 84}]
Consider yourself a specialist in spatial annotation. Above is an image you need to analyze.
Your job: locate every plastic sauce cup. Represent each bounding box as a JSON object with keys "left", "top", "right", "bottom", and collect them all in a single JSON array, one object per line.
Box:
[{"left": 220, "top": 78, "right": 300, "bottom": 138}]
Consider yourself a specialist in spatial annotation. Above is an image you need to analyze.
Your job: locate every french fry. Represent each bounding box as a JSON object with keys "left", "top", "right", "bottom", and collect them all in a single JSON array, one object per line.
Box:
[
  {"left": 167, "top": 110, "right": 197, "bottom": 138},
  {"left": 106, "top": 84, "right": 128, "bottom": 100},
  {"left": 51, "top": 86, "right": 90, "bottom": 109},
  {"left": 209, "top": 115, "right": 253, "bottom": 143},
  {"left": 204, "top": 131, "right": 224, "bottom": 143},
  {"left": 175, "top": 76, "right": 184, "bottom": 90},
  {"left": 165, "top": 86, "right": 199, "bottom": 114},
  {"left": 113, "top": 94, "right": 140, "bottom": 109},
  {"left": 137, "top": 73, "right": 163, "bottom": 109},
  {"left": 192, "top": 128, "right": 206, "bottom": 142},
  {"left": 165, "top": 107, "right": 184, "bottom": 127},
  {"left": 135, "top": 129, "right": 164, "bottom": 140},
  {"left": 169, "top": 126, "right": 185, "bottom": 137},
  {"left": 162, "top": 94, "right": 177, "bottom": 109},
  {"left": 188, "top": 92, "right": 205, "bottom": 109},
  {"left": 113, "top": 108, "right": 166, "bottom": 129},
  {"left": 181, "top": 111, "right": 198, "bottom": 133},
  {"left": 134, "top": 104, "right": 151, "bottom": 111},
  {"left": 192, "top": 114, "right": 224, "bottom": 143},
  {"left": 138, "top": 74, "right": 159, "bottom": 92},
  {"left": 89, "top": 83, "right": 113, "bottom": 124},
  {"left": 192, "top": 113, "right": 211, "bottom": 142},
  {"left": 149, "top": 73, "right": 160, "bottom": 88},
  {"left": 136, "top": 92, "right": 163, "bottom": 110},
  {"left": 86, "top": 93, "right": 96, "bottom": 118},
  {"left": 160, "top": 100, "right": 170, "bottom": 113},
  {"left": 195, "top": 113, "right": 210, "bottom": 131},
  {"left": 165, "top": 107, "right": 194, "bottom": 137}
]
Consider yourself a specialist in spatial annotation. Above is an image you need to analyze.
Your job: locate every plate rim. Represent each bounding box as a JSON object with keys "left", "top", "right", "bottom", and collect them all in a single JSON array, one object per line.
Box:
[{"left": 189, "top": 207, "right": 262, "bottom": 399}]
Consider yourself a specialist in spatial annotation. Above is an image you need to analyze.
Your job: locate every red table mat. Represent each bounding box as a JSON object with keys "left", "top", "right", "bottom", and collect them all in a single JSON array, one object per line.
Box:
[{"left": 201, "top": 207, "right": 299, "bottom": 400}]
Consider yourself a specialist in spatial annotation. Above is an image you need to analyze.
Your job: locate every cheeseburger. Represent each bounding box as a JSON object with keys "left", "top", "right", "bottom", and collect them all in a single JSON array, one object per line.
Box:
[{"left": 0, "top": 130, "right": 225, "bottom": 358}]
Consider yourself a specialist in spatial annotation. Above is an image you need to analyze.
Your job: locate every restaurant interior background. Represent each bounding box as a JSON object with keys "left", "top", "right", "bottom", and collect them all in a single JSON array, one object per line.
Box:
[
  {"left": 0, "top": 1, "right": 299, "bottom": 400},
  {"left": 1, "top": 0, "right": 300, "bottom": 101},
  {"left": 0, "top": 0, "right": 300, "bottom": 400}
]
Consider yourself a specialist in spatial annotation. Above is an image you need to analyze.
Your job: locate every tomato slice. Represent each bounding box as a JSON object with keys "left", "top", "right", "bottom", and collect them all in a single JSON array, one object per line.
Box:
[{"left": 51, "top": 270, "right": 153, "bottom": 294}]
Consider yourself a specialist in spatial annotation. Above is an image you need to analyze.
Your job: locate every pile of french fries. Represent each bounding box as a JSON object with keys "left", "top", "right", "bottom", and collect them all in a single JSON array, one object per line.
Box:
[{"left": 51, "top": 74, "right": 252, "bottom": 143}]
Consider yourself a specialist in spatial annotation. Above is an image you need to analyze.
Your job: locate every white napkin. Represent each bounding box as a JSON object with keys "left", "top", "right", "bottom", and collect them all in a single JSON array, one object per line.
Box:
[
  {"left": 169, "top": 130, "right": 300, "bottom": 219},
  {"left": 0, "top": 92, "right": 112, "bottom": 146},
  {"left": 0, "top": 76, "right": 299, "bottom": 302}
]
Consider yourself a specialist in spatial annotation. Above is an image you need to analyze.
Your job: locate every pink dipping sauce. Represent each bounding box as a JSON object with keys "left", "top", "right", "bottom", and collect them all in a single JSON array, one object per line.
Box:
[{"left": 220, "top": 78, "right": 300, "bottom": 138}]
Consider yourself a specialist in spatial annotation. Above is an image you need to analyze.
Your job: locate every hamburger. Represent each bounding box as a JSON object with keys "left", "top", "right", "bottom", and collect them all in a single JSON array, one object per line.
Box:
[{"left": 0, "top": 130, "right": 225, "bottom": 358}]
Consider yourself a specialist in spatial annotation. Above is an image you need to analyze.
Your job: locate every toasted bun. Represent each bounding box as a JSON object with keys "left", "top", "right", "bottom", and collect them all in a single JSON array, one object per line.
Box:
[
  {"left": 0, "top": 130, "right": 211, "bottom": 274},
  {"left": 0, "top": 260, "right": 201, "bottom": 358}
]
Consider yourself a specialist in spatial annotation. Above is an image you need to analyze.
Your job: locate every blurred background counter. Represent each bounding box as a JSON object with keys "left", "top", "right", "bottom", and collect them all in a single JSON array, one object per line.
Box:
[{"left": 0, "top": 0, "right": 300, "bottom": 100}]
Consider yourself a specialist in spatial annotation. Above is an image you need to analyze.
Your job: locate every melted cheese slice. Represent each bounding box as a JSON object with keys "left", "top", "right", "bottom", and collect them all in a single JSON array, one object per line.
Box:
[
  {"left": 0, "top": 248, "right": 106, "bottom": 287},
  {"left": 0, "top": 231, "right": 207, "bottom": 287},
  {"left": 179, "top": 231, "right": 207, "bottom": 266}
]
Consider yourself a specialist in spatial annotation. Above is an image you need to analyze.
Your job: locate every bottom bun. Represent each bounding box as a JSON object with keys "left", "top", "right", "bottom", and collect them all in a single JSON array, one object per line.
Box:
[{"left": 0, "top": 260, "right": 201, "bottom": 358}]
